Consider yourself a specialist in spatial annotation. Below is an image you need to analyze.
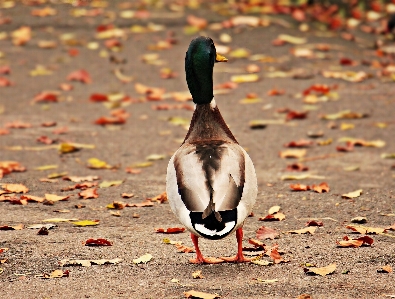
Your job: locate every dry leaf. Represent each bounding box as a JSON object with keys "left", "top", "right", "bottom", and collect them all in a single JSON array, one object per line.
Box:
[
  {"left": 337, "top": 235, "right": 374, "bottom": 247},
  {"left": 378, "top": 266, "right": 393, "bottom": 273},
  {"left": 59, "top": 258, "right": 122, "bottom": 267},
  {"left": 184, "top": 290, "right": 220, "bottom": 299},
  {"left": 78, "top": 188, "right": 98, "bottom": 199},
  {"left": 279, "top": 149, "right": 307, "bottom": 159},
  {"left": 256, "top": 226, "right": 279, "bottom": 240},
  {"left": 304, "top": 263, "right": 336, "bottom": 276},
  {"left": 287, "top": 227, "right": 316, "bottom": 235},
  {"left": 156, "top": 227, "right": 185, "bottom": 234},
  {"left": 192, "top": 270, "right": 204, "bottom": 279},
  {"left": 268, "top": 206, "right": 281, "bottom": 215},
  {"left": 1, "top": 183, "right": 29, "bottom": 194},
  {"left": 0, "top": 224, "right": 24, "bottom": 230},
  {"left": 84, "top": 238, "right": 113, "bottom": 246},
  {"left": 259, "top": 212, "right": 285, "bottom": 221},
  {"left": 133, "top": 254, "right": 152, "bottom": 264},
  {"left": 176, "top": 244, "right": 195, "bottom": 253},
  {"left": 346, "top": 225, "right": 386, "bottom": 234},
  {"left": 72, "top": 220, "right": 100, "bottom": 227},
  {"left": 290, "top": 184, "right": 310, "bottom": 191},
  {"left": 342, "top": 189, "right": 363, "bottom": 199},
  {"left": 305, "top": 220, "right": 323, "bottom": 227},
  {"left": 230, "top": 74, "right": 259, "bottom": 83},
  {"left": 311, "top": 182, "right": 330, "bottom": 193}
]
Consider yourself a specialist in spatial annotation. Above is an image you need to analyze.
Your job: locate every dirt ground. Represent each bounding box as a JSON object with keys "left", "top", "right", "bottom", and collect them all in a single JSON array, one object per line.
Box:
[{"left": 1, "top": 1, "right": 395, "bottom": 299}]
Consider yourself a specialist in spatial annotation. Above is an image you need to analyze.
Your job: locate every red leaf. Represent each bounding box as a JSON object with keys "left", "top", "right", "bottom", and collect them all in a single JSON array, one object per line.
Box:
[
  {"left": 37, "top": 136, "right": 55, "bottom": 145},
  {"left": 155, "top": 227, "right": 185, "bottom": 234},
  {"left": 32, "top": 92, "right": 58, "bottom": 103},
  {"left": 336, "top": 142, "right": 354, "bottom": 152},
  {"left": 286, "top": 111, "right": 308, "bottom": 121},
  {"left": 0, "top": 77, "right": 13, "bottom": 87},
  {"left": 68, "top": 48, "right": 79, "bottom": 57},
  {"left": 256, "top": 226, "right": 279, "bottom": 240},
  {"left": 0, "top": 66, "right": 10, "bottom": 75},
  {"left": 89, "top": 93, "right": 108, "bottom": 102},
  {"left": 284, "top": 139, "right": 314, "bottom": 148},
  {"left": 52, "top": 126, "right": 68, "bottom": 134},
  {"left": 94, "top": 116, "right": 125, "bottom": 126},
  {"left": 5, "top": 121, "right": 32, "bottom": 129},
  {"left": 311, "top": 182, "right": 330, "bottom": 193},
  {"left": 84, "top": 238, "right": 113, "bottom": 246},
  {"left": 67, "top": 69, "right": 91, "bottom": 84}
]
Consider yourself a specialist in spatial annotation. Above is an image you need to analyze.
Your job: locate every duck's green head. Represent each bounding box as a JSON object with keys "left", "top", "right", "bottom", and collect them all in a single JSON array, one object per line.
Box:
[{"left": 185, "top": 36, "right": 227, "bottom": 105}]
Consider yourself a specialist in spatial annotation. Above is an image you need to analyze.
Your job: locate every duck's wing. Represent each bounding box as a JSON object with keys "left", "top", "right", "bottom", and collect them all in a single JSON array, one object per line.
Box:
[{"left": 173, "top": 141, "right": 246, "bottom": 214}]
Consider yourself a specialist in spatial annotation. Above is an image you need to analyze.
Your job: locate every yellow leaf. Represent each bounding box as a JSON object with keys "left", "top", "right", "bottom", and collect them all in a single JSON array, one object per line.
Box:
[
  {"left": 87, "top": 158, "right": 112, "bottom": 169},
  {"left": 231, "top": 74, "right": 259, "bottom": 83},
  {"left": 304, "top": 263, "right": 336, "bottom": 276},
  {"left": 146, "top": 154, "right": 165, "bottom": 161},
  {"left": 72, "top": 220, "right": 100, "bottom": 227},
  {"left": 278, "top": 34, "right": 307, "bottom": 44},
  {"left": 268, "top": 206, "right": 281, "bottom": 215},
  {"left": 130, "top": 161, "right": 153, "bottom": 168},
  {"left": 342, "top": 189, "right": 363, "bottom": 199},
  {"left": 168, "top": 116, "right": 189, "bottom": 126},
  {"left": 340, "top": 123, "right": 355, "bottom": 130},
  {"left": 35, "top": 165, "right": 58, "bottom": 171},
  {"left": 255, "top": 278, "right": 278, "bottom": 283},
  {"left": 192, "top": 270, "right": 204, "bottom": 279},
  {"left": 59, "top": 258, "right": 122, "bottom": 267},
  {"left": 317, "top": 138, "right": 332, "bottom": 146},
  {"left": 30, "top": 65, "right": 52, "bottom": 76},
  {"left": 184, "top": 290, "right": 220, "bottom": 299},
  {"left": 133, "top": 254, "right": 153, "bottom": 264},
  {"left": 343, "top": 165, "right": 360, "bottom": 172},
  {"left": 279, "top": 149, "right": 307, "bottom": 159},
  {"left": 229, "top": 48, "right": 250, "bottom": 58},
  {"left": 47, "top": 172, "right": 67, "bottom": 179},
  {"left": 99, "top": 180, "right": 123, "bottom": 188},
  {"left": 58, "top": 143, "right": 79, "bottom": 154},
  {"left": 42, "top": 218, "right": 78, "bottom": 222},
  {"left": 239, "top": 97, "right": 262, "bottom": 104},
  {"left": 381, "top": 153, "right": 395, "bottom": 159},
  {"left": 251, "top": 259, "right": 273, "bottom": 266}
]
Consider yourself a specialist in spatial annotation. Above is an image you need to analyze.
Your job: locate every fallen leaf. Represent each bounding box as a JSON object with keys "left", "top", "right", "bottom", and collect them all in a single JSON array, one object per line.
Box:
[
  {"left": 378, "top": 266, "right": 393, "bottom": 273},
  {"left": 287, "top": 227, "right": 316, "bottom": 235},
  {"left": 279, "top": 149, "right": 307, "bottom": 159},
  {"left": 259, "top": 212, "right": 285, "bottom": 221},
  {"left": 351, "top": 217, "right": 367, "bottom": 224},
  {"left": 337, "top": 235, "right": 374, "bottom": 247},
  {"left": 251, "top": 259, "right": 273, "bottom": 266},
  {"left": 106, "top": 201, "right": 126, "bottom": 210},
  {"left": 84, "top": 238, "right": 113, "bottom": 246},
  {"left": 256, "top": 226, "right": 279, "bottom": 240},
  {"left": 184, "top": 290, "right": 220, "bottom": 299},
  {"left": 320, "top": 110, "right": 368, "bottom": 120},
  {"left": 284, "top": 139, "right": 314, "bottom": 148},
  {"left": 290, "top": 184, "right": 310, "bottom": 191},
  {"left": 41, "top": 269, "right": 69, "bottom": 279},
  {"left": 286, "top": 163, "right": 309, "bottom": 172},
  {"left": 133, "top": 254, "right": 153, "bottom": 264},
  {"left": 59, "top": 258, "right": 122, "bottom": 267},
  {"left": 305, "top": 220, "right": 323, "bottom": 227},
  {"left": 230, "top": 74, "right": 259, "bottom": 83},
  {"left": 78, "top": 188, "right": 99, "bottom": 199},
  {"left": 156, "top": 227, "right": 185, "bottom": 234},
  {"left": 192, "top": 270, "right": 204, "bottom": 279},
  {"left": 87, "top": 158, "right": 112, "bottom": 169},
  {"left": 268, "top": 206, "right": 281, "bottom": 215},
  {"left": 304, "top": 263, "right": 336, "bottom": 276},
  {"left": 0, "top": 224, "right": 24, "bottom": 230},
  {"left": 342, "top": 189, "right": 363, "bottom": 199},
  {"left": 278, "top": 34, "right": 307, "bottom": 44},
  {"left": 126, "top": 201, "right": 154, "bottom": 208},
  {"left": 72, "top": 220, "right": 100, "bottom": 227},
  {"left": 99, "top": 180, "right": 123, "bottom": 188},
  {"left": 1, "top": 183, "right": 28, "bottom": 194},
  {"left": 44, "top": 194, "right": 69, "bottom": 203},
  {"left": 63, "top": 175, "right": 100, "bottom": 183},
  {"left": 67, "top": 69, "right": 91, "bottom": 84},
  {"left": 121, "top": 193, "right": 134, "bottom": 198},
  {"left": 176, "top": 244, "right": 195, "bottom": 253},
  {"left": 311, "top": 182, "right": 330, "bottom": 193},
  {"left": 42, "top": 218, "right": 78, "bottom": 222},
  {"left": 346, "top": 225, "right": 386, "bottom": 234}
]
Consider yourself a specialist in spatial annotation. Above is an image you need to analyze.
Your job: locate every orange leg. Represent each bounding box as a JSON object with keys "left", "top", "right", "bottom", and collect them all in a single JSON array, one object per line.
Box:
[
  {"left": 189, "top": 233, "right": 224, "bottom": 264},
  {"left": 220, "top": 228, "right": 253, "bottom": 263}
]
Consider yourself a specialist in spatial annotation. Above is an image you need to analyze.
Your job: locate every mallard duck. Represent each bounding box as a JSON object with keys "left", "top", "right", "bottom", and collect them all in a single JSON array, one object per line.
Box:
[{"left": 166, "top": 36, "right": 257, "bottom": 264}]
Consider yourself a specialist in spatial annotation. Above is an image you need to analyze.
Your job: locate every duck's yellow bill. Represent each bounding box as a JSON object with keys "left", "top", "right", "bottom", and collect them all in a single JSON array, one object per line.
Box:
[{"left": 215, "top": 53, "right": 228, "bottom": 62}]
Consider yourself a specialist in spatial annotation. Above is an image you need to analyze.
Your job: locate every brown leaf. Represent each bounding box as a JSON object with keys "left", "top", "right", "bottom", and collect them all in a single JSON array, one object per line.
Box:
[
  {"left": 175, "top": 244, "right": 195, "bottom": 253},
  {"left": 1, "top": 183, "right": 29, "bottom": 194},
  {"left": 269, "top": 246, "right": 284, "bottom": 264},
  {"left": 5, "top": 121, "right": 32, "bottom": 129},
  {"left": 287, "top": 227, "right": 316, "bottom": 235},
  {"left": 37, "top": 227, "right": 49, "bottom": 235},
  {"left": 84, "top": 238, "right": 113, "bottom": 246},
  {"left": 337, "top": 235, "right": 373, "bottom": 247},
  {"left": 121, "top": 193, "right": 134, "bottom": 198},
  {"left": 304, "top": 263, "right": 336, "bottom": 276},
  {"left": 78, "top": 188, "right": 98, "bottom": 199},
  {"left": 20, "top": 195, "right": 44, "bottom": 203},
  {"left": 256, "top": 226, "right": 279, "bottom": 240},
  {"left": 147, "top": 192, "right": 167, "bottom": 203},
  {"left": 286, "top": 163, "right": 309, "bottom": 172},
  {"left": 192, "top": 270, "right": 204, "bottom": 278},
  {"left": 336, "top": 142, "right": 354, "bottom": 152},
  {"left": 37, "top": 136, "right": 55, "bottom": 145},
  {"left": 0, "top": 224, "right": 24, "bottom": 230},
  {"left": 305, "top": 220, "right": 323, "bottom": 227},
  {"left": 126, "top": 201, "right": 153, "bottom": 208},
  {"left": 156, "top": 227, "right": 185, "bottom": 234},
  {"left": 311, "top": 182, "right": 330, "bottom": 193},
  {"left": 63, "top": 175, "right": 100, "bottom": 183},
  {"left": 259, "top": 212, "right": 285, "bottom": 221},
  {"left": 346, "top": 225, "right": 386, "bottom": 234}
]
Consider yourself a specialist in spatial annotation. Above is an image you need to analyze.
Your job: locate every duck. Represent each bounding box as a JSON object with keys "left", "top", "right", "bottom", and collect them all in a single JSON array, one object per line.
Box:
[{"left": 166, "top": 36, "right": 258, "bottom": 264}]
